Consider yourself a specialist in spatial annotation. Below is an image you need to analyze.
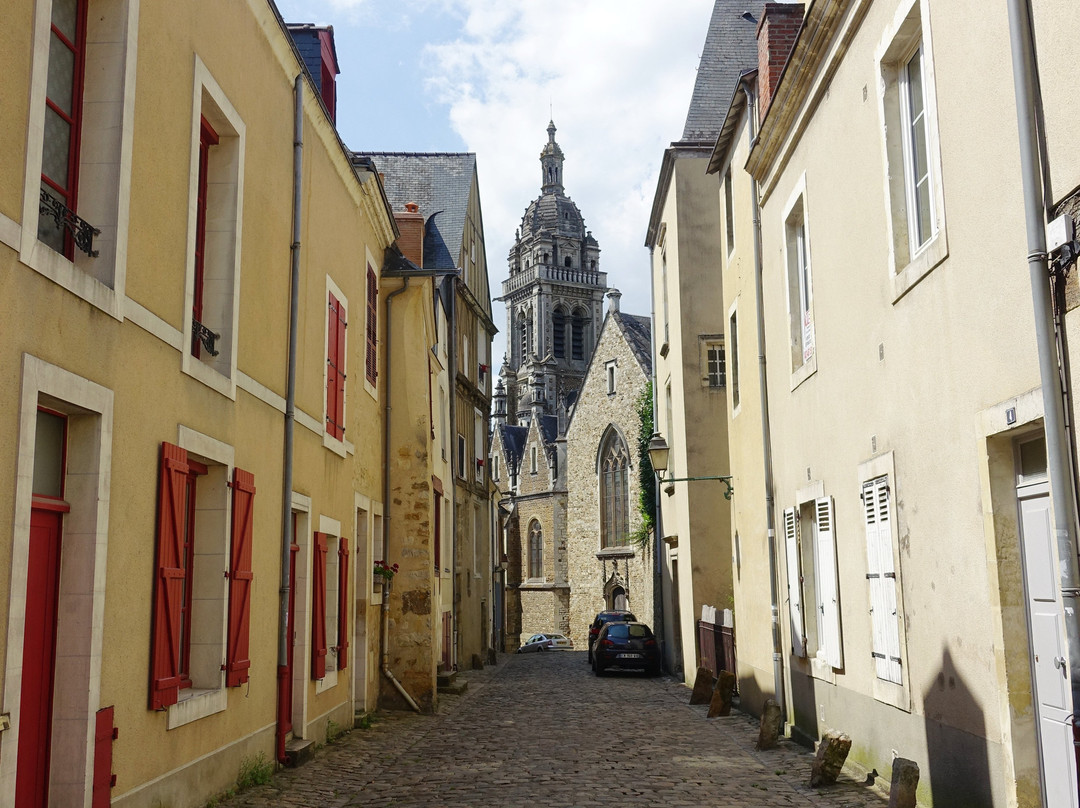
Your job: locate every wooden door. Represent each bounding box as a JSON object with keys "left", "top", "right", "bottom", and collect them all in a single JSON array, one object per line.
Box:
[{"left": 16, "top": 506, "right": 64, "bottom": 808}]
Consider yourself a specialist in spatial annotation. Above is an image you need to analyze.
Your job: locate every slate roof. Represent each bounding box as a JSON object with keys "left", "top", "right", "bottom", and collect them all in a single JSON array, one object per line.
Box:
[
  {"left": 537, "top": 415, "right": 559, "bottom": 447},
  {"left": 613, "top": 312, "right": 653, "bottom": 376},
  {"left": 355, "top": 152, "right": 477, "bottom": 270},
  {"left": 681, "top": 0, "right": 765, "bottom": 142},
  {"left": 498, "top": 423, "right": 528, "bottom": 474}
]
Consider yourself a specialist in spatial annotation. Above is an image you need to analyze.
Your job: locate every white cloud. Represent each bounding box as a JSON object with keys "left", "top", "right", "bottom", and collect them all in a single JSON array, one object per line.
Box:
[{"left": 423, "top": 0, "right": 715, "bottom": 365}]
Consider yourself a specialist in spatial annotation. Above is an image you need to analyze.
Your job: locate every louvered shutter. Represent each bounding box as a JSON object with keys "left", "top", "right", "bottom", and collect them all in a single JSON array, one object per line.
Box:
[
  {"left": 312, "top": 532, "right": 328, "bottom": 679},
  {"left": 92, "top": 706, "right": 115, "bottom": 807},
  {"left": 326, "top": 294, "right": 344, "bottom": 439},
  {"left": 366, "top": 266, "right": 378, "bottom": 384},
  {"left": 225, "top": 468, "right": 255, "bottom": 686},
  {"left": 150, "top": 443, "right": 189, "bottom": 710},
  {"left": 335, "top": 299, "right": 346, "bottom": 437},
  {"left": 336, "top": 537, "right": 350, "bottom": 670},
  {"left": 815, "top": 496, "right": 843, "bottom": 668},
  {"left": 864, "top": 477, "right": 902, "bottom": 684},
  {"left": 783, "top": 507, "right": 806, "bottom": 657}
]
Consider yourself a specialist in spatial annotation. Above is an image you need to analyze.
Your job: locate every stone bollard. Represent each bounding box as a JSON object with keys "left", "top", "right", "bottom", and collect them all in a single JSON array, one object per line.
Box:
[
  {"left": 471, "top": 653, "right": 484, "bottom": 670},
  {"left": 888, "top": 757, "right": 920, "bottom": 808},
  {"left": 486, "top": 647, "right": 497, "bottom": 665},
  {"left": 707, "top": 670, "right": 737, "bottom": 717},
  {"left": 809, "top": 731, "right": 852, "bottom": 787},
  {"left": 689, "top": 667, "right": 716, "bottom": 704},
  {"left": 756, "top": 699, "right": 784, "bottom": 750}
]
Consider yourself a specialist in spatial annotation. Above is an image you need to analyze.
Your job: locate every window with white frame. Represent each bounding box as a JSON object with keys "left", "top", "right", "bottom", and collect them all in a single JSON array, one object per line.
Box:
[
  {"left": 530, "top": 445, "right": 538, "bottom": 475},
  {"left": 728, "top": 308, "right": 740, "bottom": 410},
  {"left": 784, "top": 190, "right": 815, "bottom": 373},
  {"left": 606, "top": 360, "right": 617, "bottom": 395},
  {"left": 22, "top": 0, "right": 139, "bottom": 311},
  {"left": 183, "top": 58, "right": 245, "bottom": 394},
  {"left": 724, "top": 167, "right": 735, "bottom": 255},
  {"left": 878, "top": 0, "right": 947, "bottom": 293},
  {"left": 701, "top": 336, "right": 725, "bottom": 389},
  {"left": 783, "top": 496, "right": 842, "bottom": 669}
]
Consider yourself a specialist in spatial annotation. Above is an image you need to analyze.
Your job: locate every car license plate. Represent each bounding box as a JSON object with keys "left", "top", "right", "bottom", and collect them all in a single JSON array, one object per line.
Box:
[{"left": 616, "top": 653, "right": 642, "bottom": 659}]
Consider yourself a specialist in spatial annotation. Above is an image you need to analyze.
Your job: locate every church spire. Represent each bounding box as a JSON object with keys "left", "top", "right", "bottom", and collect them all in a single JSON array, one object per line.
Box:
[{"left": 540, "top": 120, "right": 565, "bottom": 193}]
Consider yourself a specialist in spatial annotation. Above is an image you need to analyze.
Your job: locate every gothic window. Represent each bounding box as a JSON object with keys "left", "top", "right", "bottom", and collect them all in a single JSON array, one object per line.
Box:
[
  {"left": 600, "top": 429, "right": 630, "bottom": 548},
  {"left": 571, "top": 308, "right": 587, "bottom": 361},
  {"left": 528, "top": 520, "right": 543, "bottom": 579},
  {"left": 552, "top": 306, "right": 567, "bottom": 359},
  {"left": 518, "top": 314, "right": 528, "bottom": 363}
]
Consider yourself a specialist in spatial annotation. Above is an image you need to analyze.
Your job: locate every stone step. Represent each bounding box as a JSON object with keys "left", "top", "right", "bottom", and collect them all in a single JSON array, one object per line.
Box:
[
  {"left": 437, "top": 670, "right": 468, "bottom": 694},
  {"left": 284, "top": 738, "right": 316, "bottom": 769}
]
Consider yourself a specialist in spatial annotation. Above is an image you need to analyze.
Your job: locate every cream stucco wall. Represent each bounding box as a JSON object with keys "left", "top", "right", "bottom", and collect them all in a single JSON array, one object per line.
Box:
[
  {"left": 737, "top": 0, "right": 1058, "bottom": 804},
  {"left": 650, "top": 151, "right": 733, "bottom": 683}
]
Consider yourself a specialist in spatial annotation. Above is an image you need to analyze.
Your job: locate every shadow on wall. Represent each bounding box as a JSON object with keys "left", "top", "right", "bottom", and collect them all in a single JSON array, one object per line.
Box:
[
  {"left": 788, "top": 658, "right": 819, "bottom": 748},
  {"left": 923, "top": 648, "right": 995, "bottom": 806}
]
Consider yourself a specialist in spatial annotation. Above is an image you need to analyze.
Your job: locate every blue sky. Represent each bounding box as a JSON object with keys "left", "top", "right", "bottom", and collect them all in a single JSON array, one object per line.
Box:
[{"left": 275, "top": 0, "right": 717, "bottom": 364}]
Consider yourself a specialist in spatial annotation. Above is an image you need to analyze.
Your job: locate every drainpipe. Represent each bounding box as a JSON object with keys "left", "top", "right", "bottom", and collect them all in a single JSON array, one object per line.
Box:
[
  {"left": 380, "top": 276, "right": 423, "bottom": 713},
  {"left": 647, "top": 245, "right": 667, "bottom": 670},
  {"left": 1007, "top": 0, "right": 1080, "bottom": 794},
  {"left": 742, "top": 77, "right": 786, "bottom": 720},
  {"left": 448, "top": 275, "right": 459, "bottom": 670},
  {"left": 276, "top": 74, "right": 304, "bottom": 765}
]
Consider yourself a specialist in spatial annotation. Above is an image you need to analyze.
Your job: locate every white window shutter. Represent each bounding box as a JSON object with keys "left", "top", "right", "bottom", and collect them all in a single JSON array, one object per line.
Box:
[
  {"left": 864, "top": 477, "right": 902, "bottom": 684},
  {"left": 815, "top": 496, "right": 843, "bottom": 669},
  {"left": 784, "top": 508, "right": 806, "bottom": 657}
]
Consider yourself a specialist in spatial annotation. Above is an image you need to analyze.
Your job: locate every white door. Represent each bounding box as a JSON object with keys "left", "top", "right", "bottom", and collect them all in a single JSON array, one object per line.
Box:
[{"left": 1016, "top": 435, "right": 1077, "bottom": 808}]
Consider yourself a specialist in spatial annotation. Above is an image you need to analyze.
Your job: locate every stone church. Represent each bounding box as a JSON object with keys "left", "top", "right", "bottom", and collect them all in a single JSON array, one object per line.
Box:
[{"left": 492, "top": 123, "right": 654, "bottom": 650}]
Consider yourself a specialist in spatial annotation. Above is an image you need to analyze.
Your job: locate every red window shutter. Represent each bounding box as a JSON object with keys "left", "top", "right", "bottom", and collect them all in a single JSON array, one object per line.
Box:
[
  {"left": 225, "top": 468, "right": 255, "bottom": 687},
  {"left": 326, "top": 294, "right": 340, "bottom": 439},
  {"left": 311, "top": 532, "right": 328, "bottom": 679},
  {"left": 336, "top": 539, "right": 349, "bottom": 670},
  {"left": 366, "top": 266, "right": 378, "bottom": 384},
  {"left": 150, "top": 443, "right": 189, "bottom": 710},
  {"left": 92, "top": 706, "right": 116, "bottom": 806}
]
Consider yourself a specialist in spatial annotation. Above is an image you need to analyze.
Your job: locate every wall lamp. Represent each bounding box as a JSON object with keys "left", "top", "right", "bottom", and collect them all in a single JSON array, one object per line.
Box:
[{"left": 646, "top": 432, "right": 734, "bottom": 500}]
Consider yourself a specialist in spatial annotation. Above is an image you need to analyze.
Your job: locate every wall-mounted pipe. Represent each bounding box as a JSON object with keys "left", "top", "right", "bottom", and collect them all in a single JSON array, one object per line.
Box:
[{"left": 276, "top": 74, "right": 304, "bottom": 765}]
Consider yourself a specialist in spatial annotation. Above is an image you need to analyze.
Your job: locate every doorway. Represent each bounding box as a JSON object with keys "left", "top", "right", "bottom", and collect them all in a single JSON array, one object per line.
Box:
[{"left": 1015, "top": 434, "right": 1078, "bottom": 807}]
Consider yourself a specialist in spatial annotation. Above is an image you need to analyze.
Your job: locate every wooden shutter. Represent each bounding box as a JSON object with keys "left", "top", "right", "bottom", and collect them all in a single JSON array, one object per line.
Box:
[
  {"left": 326, "top": 293, "right": 346, "bottom": 440},
  {"left": 336, "top": 537, "right": 350, "bottom": 670},
  {"left": 815, "top": 496, "right": 843, "bottom": 669},
  {"left": 92, "top": 706, "right": 116, "bottom": 807},
  {"left": 150, "top": 443, "right": 189, "bottom": 710},
  {"left": 311, "top": 532, "right": 328, "bottom": 679},
  {"left": 225, "top": 468, "right": 255, "bottom": 687},
  {"left": 783, "top": 507, "right": 806, "bottom": 657},
  {"left": 366, "top": 266, "right": 378, "bottom": 384},
  {"left": 864, "top": 477, "right": 902, "bottom": 684}
]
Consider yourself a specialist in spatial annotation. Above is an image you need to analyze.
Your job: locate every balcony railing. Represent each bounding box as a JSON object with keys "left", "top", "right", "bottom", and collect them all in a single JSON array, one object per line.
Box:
[
  {"left": 39, "top": 188, "right": 100, "bottom": 257},
  {"left": 502, "top": 264, "right": 607, "bottom": 297},
  {"left": 192, "top": 318, "right": 221, "bottom": 357}
]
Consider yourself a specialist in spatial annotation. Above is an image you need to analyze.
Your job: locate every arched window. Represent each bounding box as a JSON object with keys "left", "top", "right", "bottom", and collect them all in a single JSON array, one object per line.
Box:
[
  {"left": 552, "top": 306, "right": 567, "bottom": 359},
  {"left": 528, "top": 520, "right": 543, "bottom": 579},
  {"left": 600, "top": 429, "right": 630, "bottom": 547},
  {"left": 563, "top": 255, "right": 571, "bottom": 268},
  {"left": 611, "top": 587, "right": 628, "bottom": 611},
  {"left": 571, "top": 308, "right": 588, "bottom": 361}
]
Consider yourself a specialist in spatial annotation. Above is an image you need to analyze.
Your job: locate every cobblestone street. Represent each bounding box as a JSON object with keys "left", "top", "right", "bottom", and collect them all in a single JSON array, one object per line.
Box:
[{"left": 227, "top": 651, "right": 889, "bottom": 808}]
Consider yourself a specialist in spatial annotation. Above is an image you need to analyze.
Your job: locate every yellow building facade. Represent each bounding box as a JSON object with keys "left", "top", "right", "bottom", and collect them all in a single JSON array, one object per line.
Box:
[{"left": 0, "top": 1, "right": 423, "bottom": 806}]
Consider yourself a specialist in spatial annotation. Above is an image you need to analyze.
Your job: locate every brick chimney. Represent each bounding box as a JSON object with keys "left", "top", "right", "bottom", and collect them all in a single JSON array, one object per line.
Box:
[
  {"left": 395, "top": 202, "right": 424, "bottom": 267},
  {"left": 757, "top": 3, "right": 804, "bottom": 123}
]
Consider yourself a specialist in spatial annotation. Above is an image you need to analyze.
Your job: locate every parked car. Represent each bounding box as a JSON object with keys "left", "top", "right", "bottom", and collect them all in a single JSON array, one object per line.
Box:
[
  {"left": 517, "top": 633, "right": 574, "bottom": 653},
  {"left": 586, "top": 610, "right": 636, "bottom": 663},
  {"left": 592, "top": 621, "right": 661, "bottom": 676}
]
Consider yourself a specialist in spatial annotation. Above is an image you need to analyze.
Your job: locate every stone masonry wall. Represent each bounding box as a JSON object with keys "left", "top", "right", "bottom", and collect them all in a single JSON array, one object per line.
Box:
[{"left": 565, "top": 317, "right": 654, "bottom": 646}]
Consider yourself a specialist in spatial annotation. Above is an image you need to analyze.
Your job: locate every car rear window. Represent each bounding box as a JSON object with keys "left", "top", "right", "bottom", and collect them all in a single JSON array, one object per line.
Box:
[
  {"left": 606, "top": 624, "right": 651, "bottom": 639},
  {"left": 599, "top": 612, "right": 636, "bottom": 625}
]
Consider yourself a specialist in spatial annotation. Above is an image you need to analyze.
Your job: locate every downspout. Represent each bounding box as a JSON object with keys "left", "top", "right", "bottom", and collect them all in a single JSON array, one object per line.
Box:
[
  {"left": 381, "top": 276, "right": 422, "bottom": 713},
  {"left": 742, "top": 78, "right": 786, "bottom": 719},
  {"left": 448, "top": 276, "right": 459, "bottom": 670},
  {"left": 1007, "top": 0, "right": 1080, "bottom": 793},
  {"left": 647, "top": 245, "right": 666, "bottom": 670},
  {"left": 276, "top": 74, "right": 304, "bottom": 765}
]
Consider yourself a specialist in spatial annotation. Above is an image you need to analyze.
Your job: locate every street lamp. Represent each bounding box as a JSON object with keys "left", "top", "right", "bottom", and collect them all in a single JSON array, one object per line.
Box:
[{"left": 646, "top": 432, "right": 734, "bottom": 500}]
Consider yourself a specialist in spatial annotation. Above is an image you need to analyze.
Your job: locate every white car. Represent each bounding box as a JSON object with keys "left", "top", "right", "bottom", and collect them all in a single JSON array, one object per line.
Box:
[{"left": 517, "top": 633, "right": 574, "bottom": 653}]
